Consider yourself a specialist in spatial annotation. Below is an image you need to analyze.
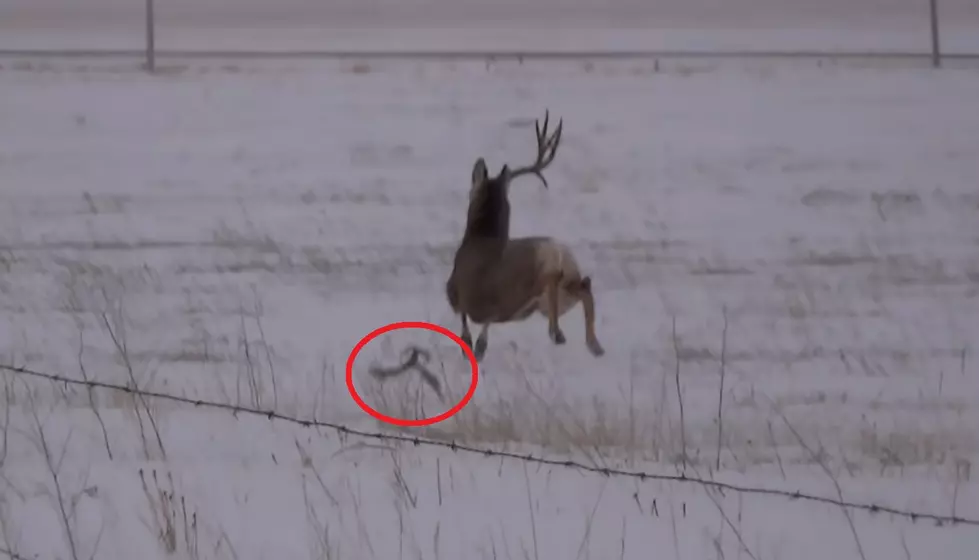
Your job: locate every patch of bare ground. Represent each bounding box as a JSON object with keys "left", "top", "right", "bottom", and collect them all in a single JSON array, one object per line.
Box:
[
  {"left": 800, "top": 187, "right": 862, "bottom": 208},
  {"left": 790, "top": 250, "right": 878, "bottom": 267},
  {"left": 871, "top": 190, "right": 924, "bottom": 221},
  {"left": 668, "top": 345, "right": 966, "bottom": 367},
  {"left": 688, "top": 262, "right": 753, "bottom": 276}
]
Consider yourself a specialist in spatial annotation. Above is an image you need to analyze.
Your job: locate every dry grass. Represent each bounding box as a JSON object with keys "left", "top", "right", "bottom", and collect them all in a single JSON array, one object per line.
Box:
[{"left": 2, "top": 278, "right": 976, "bottom": 559}]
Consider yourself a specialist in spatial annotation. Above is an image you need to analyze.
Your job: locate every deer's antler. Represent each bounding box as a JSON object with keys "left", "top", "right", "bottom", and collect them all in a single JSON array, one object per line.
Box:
[{"left": 506, "top": 110, "right": 563, "bottom": 188}]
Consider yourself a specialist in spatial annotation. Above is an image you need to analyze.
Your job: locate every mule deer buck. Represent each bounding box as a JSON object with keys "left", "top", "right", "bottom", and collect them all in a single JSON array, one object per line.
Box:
[{"left": 445, "top": 111, "right": 605, "bottom": 362}]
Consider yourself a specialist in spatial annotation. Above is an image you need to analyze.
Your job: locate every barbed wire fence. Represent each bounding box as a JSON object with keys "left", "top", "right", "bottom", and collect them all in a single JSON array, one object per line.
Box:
[{"left": 2, "top": 361, "right": 976, "bottom": 528}]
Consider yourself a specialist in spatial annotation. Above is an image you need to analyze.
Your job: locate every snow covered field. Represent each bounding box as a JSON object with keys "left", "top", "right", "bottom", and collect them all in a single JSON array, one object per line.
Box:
[{"left": 1, "top": 55, "right": 979, "bottom": 559}]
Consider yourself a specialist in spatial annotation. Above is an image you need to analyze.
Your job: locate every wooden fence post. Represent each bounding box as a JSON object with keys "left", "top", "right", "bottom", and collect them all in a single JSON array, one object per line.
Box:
[
  {"left": 929, "top": 0, "right": 942, "bottom": 68},
  {"left": 146, "top": 0, "right": 156, "bottom": 72}
]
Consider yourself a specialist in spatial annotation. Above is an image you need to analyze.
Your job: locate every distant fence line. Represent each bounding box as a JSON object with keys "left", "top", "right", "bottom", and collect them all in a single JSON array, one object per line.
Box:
[
  {"left": 5, "top": 48, "right": 978, "bottom": 62},
  {"left": 0, "top": 0, "right": 970, "bottom": 69},
  {"left": 2, "top": 362, "right": 977, "bottom": 528},
  {"left": 155, "top": 0, "right": 925, "bottom": 71}
]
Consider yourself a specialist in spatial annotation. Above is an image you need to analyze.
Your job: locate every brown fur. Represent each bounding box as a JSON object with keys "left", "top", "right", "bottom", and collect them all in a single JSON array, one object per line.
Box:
[
  {"left": 445, "top": 158, "right": 512, "bottom": 315},
  {"left": 463, "top": 157, "right": 511, "bottom": 241},
  {"left": 448, "top": 236, "right": 604, "bottom": 361}
]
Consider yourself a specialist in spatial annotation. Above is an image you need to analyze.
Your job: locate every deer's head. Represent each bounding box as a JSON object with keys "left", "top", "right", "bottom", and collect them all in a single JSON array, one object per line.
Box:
[{"left": 463, "top": 111, "right": 564, "bottom": 240}]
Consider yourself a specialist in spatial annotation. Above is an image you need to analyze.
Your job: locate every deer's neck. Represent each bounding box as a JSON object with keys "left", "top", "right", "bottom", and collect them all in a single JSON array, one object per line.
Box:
[{"left": 463, "top": 190, "right": 510, "bottom": 240}]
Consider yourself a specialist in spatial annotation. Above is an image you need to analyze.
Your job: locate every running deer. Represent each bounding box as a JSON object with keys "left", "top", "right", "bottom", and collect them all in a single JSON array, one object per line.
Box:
[{"left": 445, "top": 111, "right": 605, "bottom": 362}]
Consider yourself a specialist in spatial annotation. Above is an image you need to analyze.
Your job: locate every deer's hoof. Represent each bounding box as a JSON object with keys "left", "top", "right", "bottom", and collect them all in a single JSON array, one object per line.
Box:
[
  {"left": 550, "top": 329, "right": 566, "bottom": 345},
  {"left": 474, "top": 336, "right": 488, "bottom": 360},
  {"left": 587, "top": 338, "right": 605, "bottom": 357}
]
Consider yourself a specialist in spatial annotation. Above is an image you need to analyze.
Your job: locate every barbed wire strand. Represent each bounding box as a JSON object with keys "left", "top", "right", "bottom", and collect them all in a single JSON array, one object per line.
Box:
[{"left": 2, "top": 363, "right": 976, "bottom": 527}]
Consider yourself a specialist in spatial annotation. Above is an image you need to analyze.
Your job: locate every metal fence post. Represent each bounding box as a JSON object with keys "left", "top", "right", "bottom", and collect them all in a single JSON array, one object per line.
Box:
[
  {"left": 929, "top": 0, "right": 942, "bottom": 68},
  {"left": 146, "top": 0, "right": 156, "bottom": 72}
]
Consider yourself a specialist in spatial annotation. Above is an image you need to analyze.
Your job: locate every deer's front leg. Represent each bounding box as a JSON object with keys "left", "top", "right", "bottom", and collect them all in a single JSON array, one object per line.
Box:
[
  {"left": 460, "top": 314, "right": 473, "bottom": 354},
  {"left": 473, "top": 323, "right": 490, "bottom": 362},
  {"left": 546, "top": 272, "right": 566, "bottom": 345}
]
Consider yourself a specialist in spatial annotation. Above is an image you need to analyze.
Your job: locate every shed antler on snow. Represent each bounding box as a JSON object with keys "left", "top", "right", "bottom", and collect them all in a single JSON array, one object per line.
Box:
[{"left": 368, "top": 346, "right": 445, "bottom": 402}]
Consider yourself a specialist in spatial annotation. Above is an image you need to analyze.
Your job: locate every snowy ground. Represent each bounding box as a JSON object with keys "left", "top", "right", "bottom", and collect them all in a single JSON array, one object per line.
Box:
[{"left": 1, "top": 55, "right": 979, "bottom": 559}]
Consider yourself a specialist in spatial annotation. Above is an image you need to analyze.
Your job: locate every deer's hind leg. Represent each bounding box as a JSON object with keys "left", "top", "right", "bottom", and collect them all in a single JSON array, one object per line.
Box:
[
  {"left": 545, "top": 271, "right": 567, "bottom": 345},
  {"left": 550, "top": 276, "right": 604, "bottom": 356},
  {"left": 576, "top": 277, "right": 604, "bottom": 356}
]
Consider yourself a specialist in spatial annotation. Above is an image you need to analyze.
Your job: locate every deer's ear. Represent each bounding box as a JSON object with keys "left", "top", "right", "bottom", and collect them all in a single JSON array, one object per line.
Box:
[
  {"left": 470, "top": 157, "right": 489, "bottom": 199},
  {"left": 471, "top": 157, "right": 488, "bottom": 185},
  {"left": 499, "top": 165, "right": 511, "bottom": 181}
]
